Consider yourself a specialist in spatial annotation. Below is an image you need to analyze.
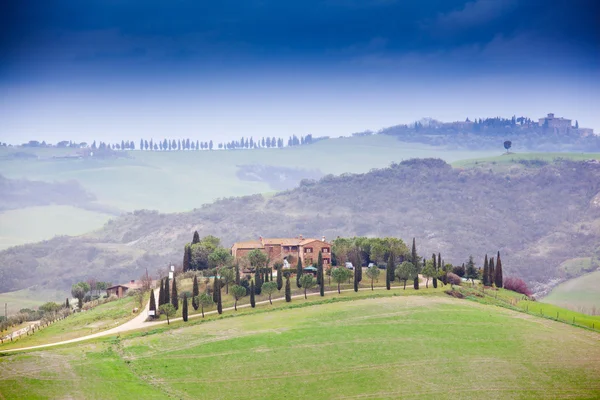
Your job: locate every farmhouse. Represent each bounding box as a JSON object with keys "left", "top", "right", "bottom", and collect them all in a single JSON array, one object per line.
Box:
[
  {"left": 106, "top": 280, "right": 143, "bottom": 298},
  {"left": 232, "top": 235, "right": 332, "bottom": 267}
]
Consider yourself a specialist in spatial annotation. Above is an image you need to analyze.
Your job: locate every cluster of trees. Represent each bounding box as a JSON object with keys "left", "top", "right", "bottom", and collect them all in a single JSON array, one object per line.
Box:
[
  {"left": 379, "top": 115, "right": 599, "bottom": 151},
  {"left": 147, "top": 232, "right": 519, "bottom": 325},
  {"left": 183, "top": 232, "right": 232, "bottom": 272},
  {"left": 331, "top": 237, "right": 410, "bottom": 270},
  {"left": 482, "top": 252, "right": 504, "bottom": 288}
]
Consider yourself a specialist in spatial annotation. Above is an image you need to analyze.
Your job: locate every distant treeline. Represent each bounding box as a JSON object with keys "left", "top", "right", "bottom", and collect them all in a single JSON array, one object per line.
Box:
[{"left": 8, "top": 134, "right": 321, "bottom": 151}]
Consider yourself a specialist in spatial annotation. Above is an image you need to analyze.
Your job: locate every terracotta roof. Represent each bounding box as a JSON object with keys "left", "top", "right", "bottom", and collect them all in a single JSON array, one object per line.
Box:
[
  {"left": 106, "top": 284, "right": 130, "bottom": 290},
  {"left": 262, "top": 238, "right": 302, "bottom": 246},
  {"left": 233, "top": 237, "right": 331, "bottom": 249},
  {"left": 299, "top": 238, "right": 331, "bottom": 246},
  {"left": 233, "top": 240, "right": 263, "bottom": 249}
]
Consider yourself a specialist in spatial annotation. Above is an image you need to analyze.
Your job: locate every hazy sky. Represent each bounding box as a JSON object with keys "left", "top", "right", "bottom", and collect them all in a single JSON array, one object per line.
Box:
[{"left": 1, "top": 0, "right": 598, "bottom": 144}]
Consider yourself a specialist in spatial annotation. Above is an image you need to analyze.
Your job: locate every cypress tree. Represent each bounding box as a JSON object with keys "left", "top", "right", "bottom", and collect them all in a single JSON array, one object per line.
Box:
[
  {"left": 65, "top": 298, "right": 70, "bottom": 309},
  {"left": 158, "top": 279, "right": 164, "bottom": 306},
  {"left": 296, "top": 258, "right": 303, "bottom": 288},
  {"left": 213, "top": 278, "right": 219, "bottom": 303},
  {"left": 483, "top": 254, "right": 489, "bottom": 286},
  {"left": 317, "top": 252, "right": 323, "bottom": 285},
  {"left": 182, "top": 293, "right": 188, "bottom": 322},
  {"left": 277, "top": 264, "right": 283, "bottom": 291},
  {"left": 386, "top": 251, "right": 393, "bottom": 290},
  {"left": 149, "top": 289, "right": 156, "bottom": 315},
  {"left": 354, "top": 249, "right": 363, "bottom": 283},
  {"left": 216, "top": 279, "right": 223, "bottom": 314},
  {"left": 319, "top": 268, "right": 325, "bottom": 296},
  {"left": 192, "top": 275, "right": 199, "bottom": 297},
  {"left": 192, "top": 230, "right": 200, "bottom": 244},
  {"left": 270, "top": 267, "right": 274, "bottom": 282},
  {"left": 411, "top": 238, "right": 419, "bottom": 289},
  {"left": 171, "top": 277, "right": 178, "bottom": 310},
  {"left": 354, "top": 264, "right": 359, "bottom": 292},
  {"left": 285, "top": 276, "right": 292, "bottom": 302},
  {"left": 250, "top": 281, "right": 256, "bottom": 308},
  {"left": 495, "top": 251, "right": 503, "bottom": 288},
  {"left": 318, "top": 252, "right": 325, "bottom": 296},
  {"left": 489, "top": 258, "right": 495, "bottom": 287},
  {"left": 255, "top": 269, "right": 262, "bottom": 295},
  {"left": 183, "top": 245, "right": 190, "bottom": 272},
  {"left": 235, "top": 263, "right": 240, "bottom": 284},
  {"left": 433, "top": 253, "right": 440, "bottom": 288},
  {"left": 164, "top": 276, "right": 170, "bottom": 306}
]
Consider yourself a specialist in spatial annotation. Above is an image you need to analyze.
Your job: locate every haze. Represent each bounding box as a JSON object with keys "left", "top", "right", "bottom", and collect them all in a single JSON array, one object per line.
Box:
[{"left": 1, "top": 0, "right": 599, "bottom": 144}]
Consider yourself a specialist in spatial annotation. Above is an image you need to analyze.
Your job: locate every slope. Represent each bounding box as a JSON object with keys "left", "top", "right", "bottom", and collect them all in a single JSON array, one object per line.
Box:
[
  {"left": 1, "top": 158, "right": 600, "bottom": 296},
  {"left": 1, "top": 294, "right": 599, "bottom": 399}
]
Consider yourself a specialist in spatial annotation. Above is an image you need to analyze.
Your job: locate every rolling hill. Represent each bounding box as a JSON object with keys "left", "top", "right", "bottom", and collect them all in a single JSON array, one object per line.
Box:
[
  {"left": 1, "top": 157, "right": 600, "bottom": 297},
  {"left": 2, "top": 292, "right": 599, "bottom": 399},
  {"left": 0, "top": 137, "right": 497, "bottom": 249}
]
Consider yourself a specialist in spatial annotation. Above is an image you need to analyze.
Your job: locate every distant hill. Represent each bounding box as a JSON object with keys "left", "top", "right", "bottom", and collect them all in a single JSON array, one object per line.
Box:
[{"left": 1, "top": 158, "right": 600, "bottom": 296}]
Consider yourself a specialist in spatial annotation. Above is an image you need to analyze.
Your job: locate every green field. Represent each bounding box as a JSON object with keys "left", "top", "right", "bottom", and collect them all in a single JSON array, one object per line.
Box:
[
  {"left": 1, "top": 292, "right": 599, "bottom": 399},
  {"left": 543, "top": 270, "right": 600, "bottom": 314},
  {"left": 0, "top": 288, "right": 67, "bottom": 316},
  {"left": 0, "top": 205, "right": 113, "bottom": 250}
]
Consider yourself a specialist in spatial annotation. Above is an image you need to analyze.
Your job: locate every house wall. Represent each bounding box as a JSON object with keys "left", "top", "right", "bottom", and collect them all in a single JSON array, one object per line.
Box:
[{"left": 299, "top": 240, "right": 332, "bottom": 266}]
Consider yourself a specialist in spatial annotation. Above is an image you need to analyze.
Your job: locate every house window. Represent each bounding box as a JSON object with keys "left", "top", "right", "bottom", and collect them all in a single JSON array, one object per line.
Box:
[
  {"left": 323, "top": 259, "right": 329, "bottom": 264},
  {"left": 291, "top": 246, "right": 298, "bottom": 251},
  {"left": 322, "top": 248, "right": 330, "bottom": 253},
  {"left": 304, "top": 247, "right": 312, "bottom": 253}
]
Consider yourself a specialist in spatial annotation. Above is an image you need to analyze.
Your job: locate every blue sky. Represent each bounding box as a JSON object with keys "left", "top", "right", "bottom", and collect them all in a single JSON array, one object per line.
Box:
[{"left": 1, "top": 0, "right": 598, "bottom": 143}]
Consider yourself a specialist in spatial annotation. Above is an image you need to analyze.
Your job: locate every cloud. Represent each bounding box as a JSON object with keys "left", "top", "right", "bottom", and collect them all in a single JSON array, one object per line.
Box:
[{"left": 426, "top": 0, "right": 517, "bottom": 32}]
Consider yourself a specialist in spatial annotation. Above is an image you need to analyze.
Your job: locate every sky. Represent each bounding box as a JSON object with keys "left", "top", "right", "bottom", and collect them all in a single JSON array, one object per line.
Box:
[{"left": 1, "top": 0, "right": 599, "bottom": 144}]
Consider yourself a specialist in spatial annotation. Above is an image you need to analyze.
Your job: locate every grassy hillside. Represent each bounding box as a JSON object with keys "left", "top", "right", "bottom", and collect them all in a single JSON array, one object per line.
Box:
[
  {"left": 1, "top": 293, "right": 599, "bottom": 399},
  {"left": 0, "top": 295, "right": 141, "bottom": 350},
  {"left": 543, "top": 270, "right": 600, "bottom": 314},
  {"left": 0, "top": 205, "right": 113, "bottom": 250},
  {"left": 2, "top": 158, "right": 600, "bottom": 297}
]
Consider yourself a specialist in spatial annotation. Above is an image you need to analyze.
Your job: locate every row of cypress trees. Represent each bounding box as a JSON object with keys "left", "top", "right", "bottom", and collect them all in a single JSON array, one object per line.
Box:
[
  {"left": 482, "top": 252, "right": 504, "bottom": 288},
  {"left": 157, "top": 276, "right": 179, "bottom": 310}
]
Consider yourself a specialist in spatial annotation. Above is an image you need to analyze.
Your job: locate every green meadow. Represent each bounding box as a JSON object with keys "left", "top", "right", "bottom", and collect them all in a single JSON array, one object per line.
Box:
[
  {"left": 0, "top": 205, "right": 113, "bottom": 250},
  {"left": 543, "top": 270, "right": 600, "bottom": 314},
  {"left": 1, "top": 292, "right": 599, "bottom": 399}
]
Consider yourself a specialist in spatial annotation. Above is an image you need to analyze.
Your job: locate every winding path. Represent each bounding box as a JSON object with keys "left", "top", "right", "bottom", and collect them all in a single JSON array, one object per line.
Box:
[{"left": 2, "top": 282, "right": 423, "bottom": 353}]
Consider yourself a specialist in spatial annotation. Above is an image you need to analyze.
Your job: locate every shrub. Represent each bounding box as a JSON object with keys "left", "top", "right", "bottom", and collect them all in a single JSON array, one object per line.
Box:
[
  {"left": 82, "top": 302, "right": 94, "bottom": 311},
  {"left": 179, "top": 290, "right": 192, "bottom": 300},
  {"left": 446, "top": 273, "right": 462, "bottom": 286},
  {"left": 504, "top": 277, "right": 532, "bottom": 296},
  {"left": 181, "top": 271, "right": 197, "bottom": 280},
  {"left": 105, "top": 295, "right": 119, "bottom": 303},
  {"left": 452, "top": 265, "right": 465, "bottom": 277},
  {"left": 445, "top": 290, "right": 464, "bottom": 299}
]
